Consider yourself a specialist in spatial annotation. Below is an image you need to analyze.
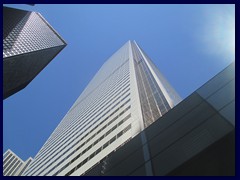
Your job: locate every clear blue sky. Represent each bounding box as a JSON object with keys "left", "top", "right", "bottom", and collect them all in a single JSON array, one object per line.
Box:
[{"left": 3, "top": 4, "right": 235, "bottom": 161}]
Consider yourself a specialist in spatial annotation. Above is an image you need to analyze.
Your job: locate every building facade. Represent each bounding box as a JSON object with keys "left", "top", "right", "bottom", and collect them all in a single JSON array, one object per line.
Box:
[
  {"left": 15, "top": 157, "right": 33, "bottom": 176},
  {"left": 23, "top": 40, "right": 181, "bottom": 176},
  {"left": 3, "top": 6, "right": 67, "bottom": 99},
  {"left": 3, "top": 149, "right": 32, "bottom": 176}
]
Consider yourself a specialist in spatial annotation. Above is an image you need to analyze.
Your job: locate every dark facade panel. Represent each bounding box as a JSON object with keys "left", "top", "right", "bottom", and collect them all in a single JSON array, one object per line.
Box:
[
  {"left": 151, "top": 113, "right": 234, "bottom": 176},
  {"left": 145, "top": 92, "right": 203, "bottom": 141},
  {"left": 148, "top": 98, "right": 216, "bottom": 157},
  {"left": 103, "top": 135, "right": 143, "bottom": 173},
  {"left": 84, "top": 162, "right": 102, "bottom": 176},
  {"left": 3, "top": 46, "right": 65, "bottom": 99},
  {"left": 219, "top": 100, "right": 235, "bottom": 126},
  {"left": 104, "top": 147, "right": 145, "bottom": 176},
  {"left": 167, "top": 130, "right": 235, "bottom": 176},
  {"left": 206, "top": 80, "right": 235, "bottom": 111},
  {"left": 129, "top": 164, "right": 147, "bottom": 176},
  {"left": 196, "top": 63, "right": 234, "bottom": 99}
]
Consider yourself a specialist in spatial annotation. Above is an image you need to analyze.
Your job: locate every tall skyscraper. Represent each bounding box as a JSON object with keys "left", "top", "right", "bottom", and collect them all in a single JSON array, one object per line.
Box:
[
  {"left": 23, "top": 40, "right": 181, "bottom": 176},
  {"left": 3, "top": 149, "right": 32, "bottom": 176},
  {"left": 3, "top": 6, "right": 67, "bottom": 99}
]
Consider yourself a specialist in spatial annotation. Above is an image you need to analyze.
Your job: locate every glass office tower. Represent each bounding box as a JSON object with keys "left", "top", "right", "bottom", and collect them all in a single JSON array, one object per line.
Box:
[
  {"left": 23, "top": 40, "right": 181, "bottom": 176},
  {"left": 3, "top": 6, "right": 66, "bottom": 99}
]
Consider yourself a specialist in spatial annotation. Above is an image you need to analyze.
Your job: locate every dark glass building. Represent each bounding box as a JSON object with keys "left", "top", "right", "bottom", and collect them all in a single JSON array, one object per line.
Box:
[{"left": 3, "top": 6, "right": 67, "bottom": 99}]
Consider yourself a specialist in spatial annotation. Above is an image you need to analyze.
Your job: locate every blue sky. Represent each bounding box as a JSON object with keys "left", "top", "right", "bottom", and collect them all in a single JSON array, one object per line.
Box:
[{"left": 3, "top": 4, "right": 235, "bottom": 161}]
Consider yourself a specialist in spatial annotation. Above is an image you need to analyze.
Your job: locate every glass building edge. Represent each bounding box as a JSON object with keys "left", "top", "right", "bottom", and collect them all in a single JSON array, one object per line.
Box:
[
  {"left": 36, "top": 12, "right": 67, "bottom": 45},
  {"left": 130, "top": 40, "right": 179, "bottom": 128},
  {"left": 132, "top": 40, "right": 182, "bottom": 107},
  {"left": 128, "top": 40, "right": 145, "bottom": 133}
]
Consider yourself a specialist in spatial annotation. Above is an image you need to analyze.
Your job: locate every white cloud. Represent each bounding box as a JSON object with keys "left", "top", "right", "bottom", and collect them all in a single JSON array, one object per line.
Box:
[{"left": 199, "top": 4, "right": 235, "bottom": 62}]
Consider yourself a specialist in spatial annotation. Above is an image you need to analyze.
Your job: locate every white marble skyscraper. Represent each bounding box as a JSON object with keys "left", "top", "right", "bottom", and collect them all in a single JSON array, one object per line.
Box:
[{"left": 23, "top": 40, "right": 181, "bottom": 176}]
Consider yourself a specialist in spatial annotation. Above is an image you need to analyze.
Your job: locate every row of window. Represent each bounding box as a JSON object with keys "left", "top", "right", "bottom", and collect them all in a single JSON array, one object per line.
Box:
[
  {"left": 29, "top": 80, "right": 130, "bottom": 170},
  {"left": 36, "top": 108, "right": 131, "bottom": 176},
  {"left": 11, "top": 160, "right": 23, "bottom": 176},
  {"left": 4, "top": 156, "right": 19, "bottom": 176},
  {"left": 18, "top": 159, "right": 32, "bottom": 176},
  {"left": 3, "top": 154, "right": 14, "bottom": 170},
  {"left": 69, "top": 59, "right": 129, "bottom": 114},
  {"left": 27, "top": 89, "right": 130, "bottom": 175},
  {"left": 82, "top": 136, "right": 133, "bottom": 176},
  {"left": 53, "top": 60, "right": 129, "bottom": 138},
  {"left": 40, "top": 73, "right": 130, "bottom": 152},
  {"left": 25, "top": 60, "right": 130, "bottom": 174},
  {"left": 47, "top": 75, "right": 130, "bottom": 146},
  {"left": 3, "top": 152, "right": 12, "bottom": 165},
  {"left": 68, "top": 66, "right": 129, "bottom": 123},
  {"left": 64, "top": 124, "right": 132, "bottom": 176},
  {"left": 26, "top": 99, "right": 131, "bottom": 176},
  {"left": 51, "top": 114, "right": 131, "bottom": 176}
]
